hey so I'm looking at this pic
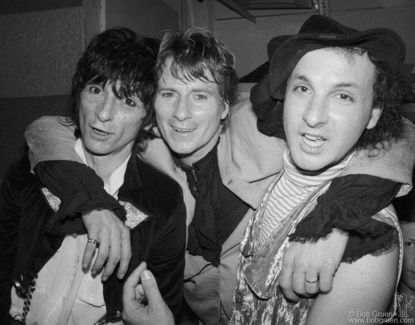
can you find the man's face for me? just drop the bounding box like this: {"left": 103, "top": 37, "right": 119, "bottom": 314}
{"left": 283, "top": 48, "right": 382, "bottom": 171}
{"left": 401, "top": 222, "right": 415, "bottom": 292}
{"left": 79, "top": 82, "right": 146, "bottom": 161}
{"left": 154, "top": 57, "right": 229, "bottom": 165}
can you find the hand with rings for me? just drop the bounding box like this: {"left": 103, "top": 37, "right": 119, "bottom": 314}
{"left": 82, "top": 209, "right": 131, "bottom": 282}
{"left": 279, "top": 228, "right": 349, "bottom": 302}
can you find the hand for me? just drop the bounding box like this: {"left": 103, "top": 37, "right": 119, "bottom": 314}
{"left": 279, "top": 228, "right": 349, "bottom": 301}
{"left": 122, "top": 262, "right": 174, "bottom": 325}
{"left": 82, "top": 209, "right": 131, "bottom": 281}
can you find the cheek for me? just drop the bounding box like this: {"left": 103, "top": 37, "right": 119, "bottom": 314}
{"left": 155, "top": 105, "right": 169, "bottom": 124}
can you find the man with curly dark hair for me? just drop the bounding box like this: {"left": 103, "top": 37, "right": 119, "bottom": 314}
{"left": 231, "top": 15, "right": 413, "bottom": 325}
{"left": 19, "top": 22, "right": 415, "bottom": 325}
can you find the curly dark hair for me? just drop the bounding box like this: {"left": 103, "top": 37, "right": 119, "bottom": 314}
{"left": 155, "top": 27, "right": 239, "bottom": 129}
{"left": 354, "top": 51, "right": 410, "bottom": 152}
{"left": 69, "top": 27, "right": 160, "bottom": 152}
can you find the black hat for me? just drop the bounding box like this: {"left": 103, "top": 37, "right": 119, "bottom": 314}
{"left": 251, "top": 14, "right": 406, "bottom": 137}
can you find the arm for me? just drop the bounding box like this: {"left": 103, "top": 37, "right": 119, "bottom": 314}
{"left": 280, "top": 175, "right": 400, "bottom": 301}
{"left": 25, "top": 116, "right": 83, "bottom": 167}
{"left": 146, "top": 200, "right": 186, "bottom": 317}
{"left": 25, "top": 116, "right": 131, "bottom": 279}
{"left": 306, "top": 245, "right": 399, "bottom": 325}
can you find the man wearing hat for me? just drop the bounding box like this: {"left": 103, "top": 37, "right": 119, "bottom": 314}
{"left": 231, "top": 14, "right": 413, "bottom": 325}
{"left": 21, "top": 18, "right": 415, "bottom": 325}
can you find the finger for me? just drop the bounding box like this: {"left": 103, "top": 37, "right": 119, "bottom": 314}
{"left": 117, "top": 228, "right": 132, "bottom": 280}
{"left": 141, "top": 269, "right": 164, "bottom": 308}
{"left": 319, "top": 266, "right": 335, "bottom": 293}
{"left": 292, "top": 269, "right": 307, "bottom": 296}
{"left": 304, "top": 277, "right": 320, "bottom": 296}
{"left": 135, "top": 284, "right": 145, "bottom": 297}
{"left": 82, "top": 234, "right": 99, "bottom": 270}
{"left": 102, "top": 229, "right": 122, "bottom": 281}
{"left": 279, "top": 263, "right": 299, "bottom": 302}
{"left": 123, "top": 262, "right": 147, "bottom": 304}
{"left": 92, "top": 231, "right": 110, "bottom": 276}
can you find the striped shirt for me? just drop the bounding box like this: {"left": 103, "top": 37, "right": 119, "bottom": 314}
{"left": 259, "top": 150, "right": 354, "bottom": 246}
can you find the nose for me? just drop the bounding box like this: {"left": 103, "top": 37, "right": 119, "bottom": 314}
{"left": 302, "top": 95, "right": 329, "bottom": 128}
{"left": 173, "top": 96, "right": 192, "bottom": 121}
{"left": 96, "top": 93, "right": 115, "bottom": 122}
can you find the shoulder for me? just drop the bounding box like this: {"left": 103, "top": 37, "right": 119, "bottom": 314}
{"left": 136, "top": 158, "right": 184, "bottom": 215}
{"left": 1, "top": 154, "right": 41, "bottom": 206}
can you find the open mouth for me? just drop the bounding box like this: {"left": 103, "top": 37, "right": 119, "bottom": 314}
{"left": 302, "top": 134, "right": 326, "bottom": 147}
{"left": 92, "top": 127, "right": 110, "bottom": 136}
{"left": 172, "top": 127, "right": 194, "bottom": 133}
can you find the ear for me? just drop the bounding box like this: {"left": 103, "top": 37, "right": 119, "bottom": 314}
{"left": 221, "top": 101, "right": 230, "bottom": 120}
{"left": 366, "top": 107, "right": 382, "bottom": 130}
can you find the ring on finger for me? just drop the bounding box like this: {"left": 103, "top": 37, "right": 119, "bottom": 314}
{"left": 87, "top": 237, "right": 98, "bottom": 245}
{"left": 305, "top": 279, "right": 319, "bottom": 284}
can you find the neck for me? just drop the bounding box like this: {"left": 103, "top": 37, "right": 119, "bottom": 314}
{"left": 82, "top": 143, "right": 132, "bottom": 182}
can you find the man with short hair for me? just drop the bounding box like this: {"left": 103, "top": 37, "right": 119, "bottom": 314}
{"left": 0, "top": 27, "right": 186, "bottom": 325}
{"left": 22, "top": 25, "right": 415, "bottom": 325}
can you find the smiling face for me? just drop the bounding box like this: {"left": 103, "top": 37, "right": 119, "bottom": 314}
{"left": 283, "top": 48, "right": 382, "bottom": 172}
{"left": 154, "top": 57, "right": 229, "bottom": 165}
{"left": 79, "top": 82, "right": 146, "bottom": 164}
{"left": 400, "top": 222, "right": 415, "bottom": 293}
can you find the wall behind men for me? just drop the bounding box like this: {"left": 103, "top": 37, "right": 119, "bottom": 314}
{"left": 0, "top": 1, "right": 83, "bottom": 180}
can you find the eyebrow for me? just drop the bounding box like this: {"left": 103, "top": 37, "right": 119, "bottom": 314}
{"left": 157, "top": 86, "right": 215, "bottom": 94}
{"left": 291, "top": 74, "right": 360, "bottom": 90}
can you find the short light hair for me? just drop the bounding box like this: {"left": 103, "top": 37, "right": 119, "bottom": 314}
{"left": 155, "top": 27, "right": 239, "bottom": 109}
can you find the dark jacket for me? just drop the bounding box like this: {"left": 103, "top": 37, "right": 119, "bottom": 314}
{"left": 0, "top": 152, "right": 186, "bottom": 324}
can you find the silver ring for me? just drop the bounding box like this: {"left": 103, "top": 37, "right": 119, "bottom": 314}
{"left": 306, "top": 279, "right": 319, "bottom": 284}
{"left": 87, "top": 237, "right": 98, "bottom": 245}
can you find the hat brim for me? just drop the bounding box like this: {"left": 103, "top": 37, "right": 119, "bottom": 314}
{"left": 269, "top": 28, "right": 405, "bottom": 99}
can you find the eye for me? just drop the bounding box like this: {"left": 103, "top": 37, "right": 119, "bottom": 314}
{"left": 337, "top": 93, "right": 354, "bottom": 102}
{"left": 293, "top": 85, "right": 310, "bottom": 94}
{"left": 195, "top": 94, "right": 208, "bottom": 100}
{"left": 124, "top": 98, "right": 136, "bottom": 107}
{"left": 161, "top": 92, "right": 174, "bottom": 98}
{"left": 405, "top": 242, "right": 415, "bottom": 248}
{"left": 89, "top": 86, "right": 102, "bottom": 94}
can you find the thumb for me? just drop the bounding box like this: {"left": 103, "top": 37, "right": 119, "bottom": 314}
{"left": 123, "top": 262, "right": 147, "bottom": 304}
{"left": 141, "top": 270, "right": 164, "bottom": 307}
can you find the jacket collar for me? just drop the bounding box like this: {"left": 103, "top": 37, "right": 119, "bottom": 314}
{"left": 117, "top": 147, "right": 143, "bottom": 203}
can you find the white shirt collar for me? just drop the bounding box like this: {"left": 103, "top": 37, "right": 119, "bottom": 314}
{"left": 74, "top": 139, "right": 131, "bottom": 198}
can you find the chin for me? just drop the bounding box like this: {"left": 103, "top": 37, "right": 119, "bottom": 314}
{"left": 292, "top": 157, "right": 327, "bottom": 172}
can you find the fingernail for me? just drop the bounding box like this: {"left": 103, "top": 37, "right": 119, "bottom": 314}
{"left": 83, "top": 263, "right": 88, "bottom": 269}
{"left": 102, "top": 276, "right": 107, "bottom": 282}
{"left": 142, "top": 270, "right": 151, "bottom": 280}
